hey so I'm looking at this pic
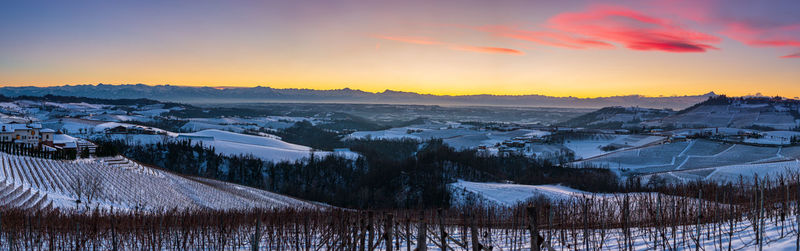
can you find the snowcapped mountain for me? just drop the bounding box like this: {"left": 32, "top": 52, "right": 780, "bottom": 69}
{"left": 0, "top": 84, "right": 716, "bottom": 109}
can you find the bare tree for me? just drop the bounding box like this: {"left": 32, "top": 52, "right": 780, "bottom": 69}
{"left": 69, "top": 173, "right": 86, "bottom": 206}
{"left": 69, "top": 172, "right": 104, "bottom": 206}
{"left": 86, "top": 172, "right": 104, "bottom": 204}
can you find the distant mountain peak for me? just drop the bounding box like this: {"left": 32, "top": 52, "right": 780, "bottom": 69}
{"left": 0, "top": 84, "right": 721, "bottom": 109}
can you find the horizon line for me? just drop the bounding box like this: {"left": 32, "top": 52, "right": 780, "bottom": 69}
{"left": 0, "top": 83, "right": 732, "bottom": 99}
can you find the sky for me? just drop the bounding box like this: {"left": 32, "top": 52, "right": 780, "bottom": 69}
{"left": 1, "top": 0, "right": 799, "bottom": 98}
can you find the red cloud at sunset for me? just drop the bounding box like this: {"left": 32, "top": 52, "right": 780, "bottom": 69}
{"left": 549, "top": 6, "right": 721, "bottom": 52}
{"left": 477, "top": 6, "right": 721, "bottom": 53}
{"left": 378, "top": 4, "right": 800, "bottom": 59}
{"left": 375, "top": 35, "right": 523, "bottom": 55}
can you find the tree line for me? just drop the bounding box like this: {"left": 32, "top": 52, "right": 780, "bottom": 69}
{"left": 0, "top": 141, "right": 77, "bottom": 160}
{"left": 93, "top": 138, "right": 621, "bottom": 209}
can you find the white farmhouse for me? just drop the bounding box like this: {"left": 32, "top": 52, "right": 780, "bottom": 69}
{"left": 0, "top": 122, "right": 55, "bottom": 148}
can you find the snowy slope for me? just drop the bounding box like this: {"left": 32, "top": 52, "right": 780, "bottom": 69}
{"left": 348, "top": 125, "right": 550, "bottom": 150}
{"left": 178, "top": 129, "right": 337, "bottom": 162}
{"left": 450, "top": 180, "right": 600, "bottom": 207}
{"left": 641, "top": 159, "right": 800, "bottom": 185}
{"left": 184, "top": 129, "right": 308, "bottom": 151}
{"left": 47, "top": 118, "right": 175, "bottom": 136}
{"left": 565, "top": 134, "right": 665, "bottom": 159}
{"left": 0, "top": 153, "right": 318, "bottom": 212}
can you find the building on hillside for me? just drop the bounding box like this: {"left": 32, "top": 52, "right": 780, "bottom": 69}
{"left": 40, "top": 128, "right": 55, "bottom": 146}
{"left": 52, "top": 133, "right": 97, "bottom": 155}
{"left": 669, "top": 135, "right": 688, "bottom": 142}
{"left": 53, "top": 134, "right": 78, "bottom": 150}
{"left": 76, "top": 139, "right": 97, "bottom": 155}
{"left": 104, "top": 125, "right": 160, "bottom": 135}
{"left": 0, "top": 122, "right": 52, "bottom": 148}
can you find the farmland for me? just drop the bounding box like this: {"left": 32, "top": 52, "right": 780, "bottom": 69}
{"left": 0, "top": 153, "right": 316, "bottom": 212}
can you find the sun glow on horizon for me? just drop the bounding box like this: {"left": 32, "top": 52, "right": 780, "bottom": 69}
{"left": 1, "top": 0, "right": 799, "bottom": 98}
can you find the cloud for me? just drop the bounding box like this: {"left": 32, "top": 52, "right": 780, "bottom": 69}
{"left": 379, "top": 3, "right": 799, "bottom": 58}
{"left": 720, "top": 22, "right": 800, "bottom": 58}
{"left": 477, "top": 6, "right": 721, "bottom": 53}
{"left": 449, "top": 45, "right": 524, "bottom": 55}
{"left": 781, "top": 52, "right": 800, "bottom": 58}
{"left": 476, "top": 25, "right": 614, "bottom": 49}
{"left": 374, "top": 35, "right": 523, "bottom": 55}
{"left": 548, "top": 6, "right": 721, "bottom": 52}
{"left": 647, "top": 0, "right": 800, "bottom": 58}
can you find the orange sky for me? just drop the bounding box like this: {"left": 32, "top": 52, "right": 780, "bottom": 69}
{"left": 1, "top": 0, "right": 799, "bottom": 98}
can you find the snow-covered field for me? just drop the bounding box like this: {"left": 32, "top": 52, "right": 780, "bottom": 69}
{"left": 575, "top": 139, "right": 800, "bottom": 178}
{"left": 450, "top": 180, "right": 594, "bottom": 206}
{"left": 347, "top": 123, "right": 550, "bottom": 151}
{"left": 45, "top": 117, "right": 350, "bottom": 162}
{"left": 564, "top": 134, "right": 665, "bottom": 160}
{"left": 179, "top": 129, "right": 358, "bottom": 162}
{"left": 744, "top": 131, "right": 800, "bottom": 145}
{"left": 641, "top": 159, "right": 800, "bottom": 185}
{"left": 180, "top": 116, "right": 316, "bottom": 133}
{"left": 44, "top": 118, "right": 176, "bottom": 136}
{"left": 657, "top": 102, "right": 800, "bottom": 130}
{"left": 0, "top": 153, "right": 317, "bottom": 212}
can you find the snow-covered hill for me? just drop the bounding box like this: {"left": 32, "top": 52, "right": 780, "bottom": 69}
{"left": 650, "top": 96, "right": 800, "bottom": 130}
{"left": 575, "top": 139, "right": 800, "bottom": 178}
{"left": 559, "top": 106, "right": 674, "bottom": 129}
{"left": 449, "top": 180, "right": 591, "bottom": 207}
{"left": 177, "top": 129, "right": 359, "bottom": 162}
{"left": 641, "top": 159, "right": 800, "bottom": 185}
{"left": 0, "top": 153, "right": 318, "bottom": 212}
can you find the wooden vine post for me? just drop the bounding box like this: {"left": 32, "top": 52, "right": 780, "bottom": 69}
{"left": 528, "top": 205, "right": 539, "bottom": 251}
{"left": 385, "top": 213, "right": 393, "bottom": 251}
{"left": 416, "top": 211, "right": 427, "bottom": 251}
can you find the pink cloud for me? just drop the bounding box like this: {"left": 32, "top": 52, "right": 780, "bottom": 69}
{"left": 474, "top": 6, "right": 721, "bottom": 53}
{"left": 646, "top": 0, "right": 800, "bottom": 58}
{"left": 721, "top": 22, "right": 800, "bottom": 58}
{"left": 547, "top": 6, "right": 721, "bottom": 52}
{"left": 379, "top": 3, "right": 800, "bottom": 58}
{"left": 375, "top": 34, "right": 523, "bottom": 55}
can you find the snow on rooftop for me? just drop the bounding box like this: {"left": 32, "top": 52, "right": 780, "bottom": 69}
{"left": 53, "top": 134, "right": 78, "bottom": 144}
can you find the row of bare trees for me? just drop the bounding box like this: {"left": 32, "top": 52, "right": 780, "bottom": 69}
{"left": 2, "top": 175, "right": 800, "bottom": 250}
{"left": 0, "top": 142, "right": 77, "bottom": 160}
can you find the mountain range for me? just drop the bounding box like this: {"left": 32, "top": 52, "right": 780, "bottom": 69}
{"left": 0, "top": 84, "right": 717, "bottom": 109}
